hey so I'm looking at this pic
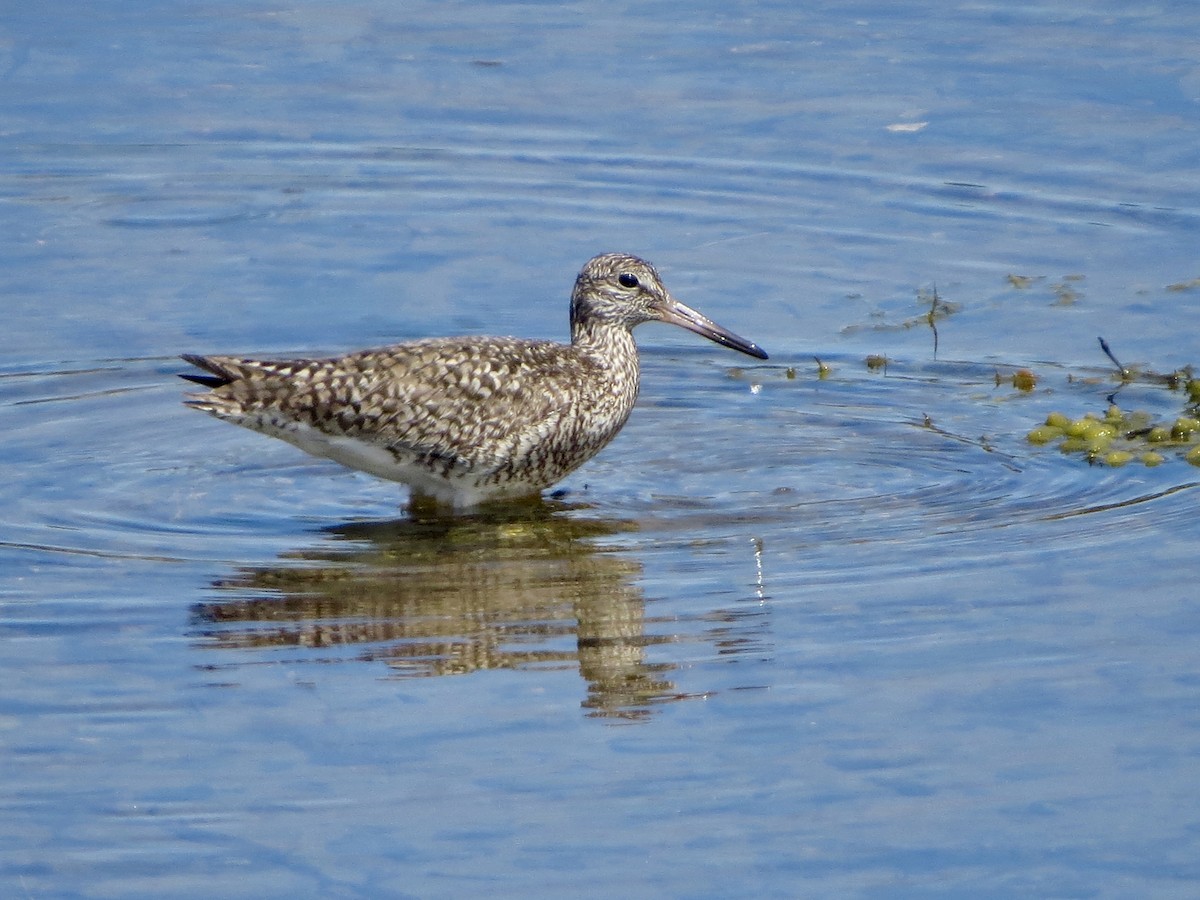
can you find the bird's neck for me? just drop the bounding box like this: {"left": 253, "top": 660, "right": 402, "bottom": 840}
{"left": 571, "top": 318, "right": 638, "bottom": 365}
{"left": 570, "top": 319, "right": 641, "bottom": 426}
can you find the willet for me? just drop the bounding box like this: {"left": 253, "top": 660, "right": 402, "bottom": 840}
{"left": 181, "top": 252, "right": 767, "bottom": 508}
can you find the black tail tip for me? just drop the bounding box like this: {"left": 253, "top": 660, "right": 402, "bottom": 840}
{"left": 178, "top": 372, "right": 227, "bottom": 388}
{"left": 178, "top": 354, "right": 231, "bottom": 388}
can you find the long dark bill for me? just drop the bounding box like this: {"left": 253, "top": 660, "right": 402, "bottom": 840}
{"left": 656, "top": 297, "right": 769, "bottom": 360}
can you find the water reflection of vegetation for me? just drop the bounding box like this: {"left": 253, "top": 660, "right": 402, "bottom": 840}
{"left": 840, "top": 285, "right": 961, "bottom": 352}
{"left": 191, "top": 504, "right": 690, "bottom": 720}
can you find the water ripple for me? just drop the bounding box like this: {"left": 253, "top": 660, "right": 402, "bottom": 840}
{"left": 609, "top": 352, "right": 1200, "bottom": 579}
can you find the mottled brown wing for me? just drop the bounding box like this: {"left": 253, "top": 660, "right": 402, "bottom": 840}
{"left": 183, "top": 338, "right": 589, "bottom": 474}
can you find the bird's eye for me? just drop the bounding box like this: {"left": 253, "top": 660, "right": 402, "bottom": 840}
{"left": 618, "top": 273, "right": 639, "bottom": 289}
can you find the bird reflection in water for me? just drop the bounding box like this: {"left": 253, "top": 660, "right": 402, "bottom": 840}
{"left": 192, "top": 502, "right": 686, "bottom": 720}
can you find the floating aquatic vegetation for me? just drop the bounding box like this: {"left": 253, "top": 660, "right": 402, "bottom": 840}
{"left": 841, "top": 287, "right": 960, "bottom": 345}
{"left": 1010, "top": 369, "right": 1037, "bottom": 392}
{"left": 1004, "top": 272, "right": 1085, "bottom": 306}
{"left": 1026, "top": 338, "right": 1200, "bottom": 467}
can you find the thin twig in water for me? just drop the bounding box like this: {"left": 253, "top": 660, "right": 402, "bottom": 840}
{"left": 1098, "top": 336, "right": 1130, "bottom": 378}
{"left": 915, "top": 415, "right": 1022, "bottom": 472}
{"left": 928, "top": 285, "right": 941, "bottom": 357}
